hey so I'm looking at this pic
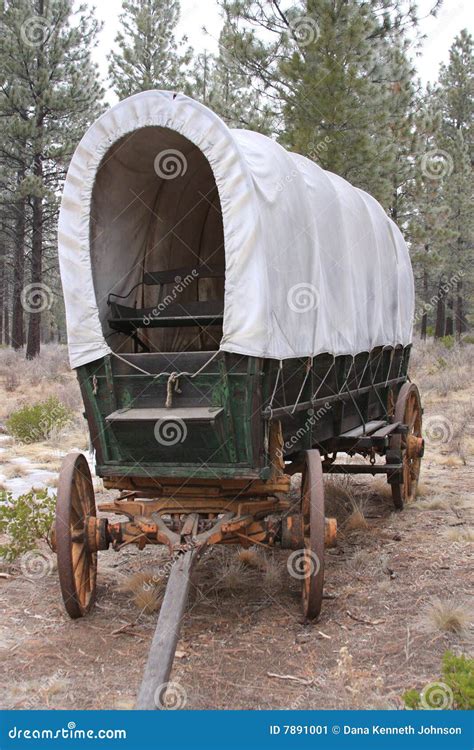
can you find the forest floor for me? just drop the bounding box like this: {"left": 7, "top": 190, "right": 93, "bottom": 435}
{"left": 0, "top": 342, "right": 472, "bottom": 710}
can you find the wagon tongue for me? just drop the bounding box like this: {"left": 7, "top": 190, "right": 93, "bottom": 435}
{"left": 136, "top": 546, "right": 200, "bottom": 710}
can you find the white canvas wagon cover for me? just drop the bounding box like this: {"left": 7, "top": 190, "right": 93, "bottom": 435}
{"left": 58, "top": 90, "right": 414, "bottom": 369}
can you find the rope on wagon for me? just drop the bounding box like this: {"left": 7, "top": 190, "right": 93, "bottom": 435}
{"left": 109, "top": 349, "right": 222, "bottom": 408}
{"left": 266, "top": 359, "right": 283, "bottom": 420}
{"left": 165, "top": 372, "right": 181, "bottom": 408}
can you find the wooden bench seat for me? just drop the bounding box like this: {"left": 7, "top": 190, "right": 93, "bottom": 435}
{"left": 107, "top": 263, "right": 225, "bottom": 332}
{"left": 109, "top": 300, "right": 224, "bottom": 331}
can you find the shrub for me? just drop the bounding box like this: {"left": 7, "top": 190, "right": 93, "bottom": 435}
{"left": 6, "top": 396, "right": 73, "bottom": 443}
{"left": 402, "top": 652, "right": 474, "bottom": 710}
{"left": 443, "top": 651, "right": 474, "bottom": 710}
{"left": 439, "top": 335, "right": 455, "bottom": 350}
{"left": 0, "top": 489, "right": 56, "bottom": 561}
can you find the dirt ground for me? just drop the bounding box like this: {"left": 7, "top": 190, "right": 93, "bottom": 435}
{"left": 0, "top": 342, "right": 472, "bottom": 710}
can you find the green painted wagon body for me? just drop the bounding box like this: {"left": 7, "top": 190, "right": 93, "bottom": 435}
{"left": 78, "top": 345, "right": 410, "bottom": 483}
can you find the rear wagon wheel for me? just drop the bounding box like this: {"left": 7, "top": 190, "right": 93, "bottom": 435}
{"left": 389, "top": 383, "right": 423, "bottom": 510}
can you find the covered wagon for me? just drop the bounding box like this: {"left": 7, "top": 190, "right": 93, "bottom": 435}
{"left": 55, "top": 91, "right": 423, "bottom": 708}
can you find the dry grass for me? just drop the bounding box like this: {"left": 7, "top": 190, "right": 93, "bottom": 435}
{"left": 0, "top": 345, "right": 80, "bottom": 424}
{"left": 416, "top": 496, "right": 451, "bottom": 511}
{"left": 421, "top": 597, "right": 471, "bottom": 635}
{"left": 238, "top": 548, "right": 263, "bottom": 569}
{"left": 120, "top": 571, "right": 166, "bottom": 614}
{"left": 415, "top": 494, "right": 467, "bottom": 511}
{"left": 325, "top": 476, "right": 369, "bottom": 529}
{"left": 416, "top": 481, "right": 429, "bottom": 497}
{"left": 1, "top": 463, "right": 29, "bottom": 479}
{"left": 261, "top": 557, "right": 284, "bottom": 590}
{"left": 445, "top": 527, "right": 474, "bottom": 543}
{"left": 345, "top": 510, "right": 369, "bottom": 532}
{"left": 368, "top": 479, "right": 393, "bottom": 500}
{"left": 346, "top": 549, "right": 372, "bottom": 572}
{"left": 410, "top": 340, "right": 474, "bottom": 393}
{"left": 215, "top": 557, "right": 254, "bottom": 594}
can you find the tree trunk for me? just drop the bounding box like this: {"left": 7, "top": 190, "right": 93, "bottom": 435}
{"left": 0, "top": 245, "right": 4, "bottom": 346}
{"left": 444, "top": 297, "right": 454, "bottom": 337}
{"left": 26, "top": 183, "right": 43, "bottom": 359}
{"left": 4, "top": 305, "right": 10, "bottom": 346}
{"left": 420, "top": 266, "right": 428, "bottom": 340}
{"left": 455, "top": 278, "right": 463, "bottom": 340}
{"left": 26, "top": 82, "right": 45, "bottom": 360}
{"left": 434, "top": 280, "right": 445, "bottom": 339}
{"left": 11, "top": 184, "right": 26, "bottom": 350}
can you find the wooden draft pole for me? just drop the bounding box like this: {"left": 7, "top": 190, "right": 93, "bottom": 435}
{"left": 136, "top": 546, "right": 201, "bottom": 710}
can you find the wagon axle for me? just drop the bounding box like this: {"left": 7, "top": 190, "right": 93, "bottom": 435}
{"left": 59, "top": 506, "right": 338, "bottom": 555}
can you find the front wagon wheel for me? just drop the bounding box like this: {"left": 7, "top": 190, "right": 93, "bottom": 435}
{"left": 54, "top": 453, "right": 98, "bottom": 618}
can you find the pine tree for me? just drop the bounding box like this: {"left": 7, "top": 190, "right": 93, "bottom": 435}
{"left": 217, "top": 0, "right": 431, "bottom": 208}
{"left": 109, "top": 0, "right": 192, "bottom": 98}
{"left": 435, "top": 30, "right": 473, "bottom": 338}
{"left": 409, "top": 100, "right": 451, "bottom": 339}
{"left": 190, "top": 22, "right": 272, "bottom": 132}
{"left": 411, "top": 31, "right": 473, "bottom": 340}
{"left": 0, "top": 0, "right": 104, "bottom": 357}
